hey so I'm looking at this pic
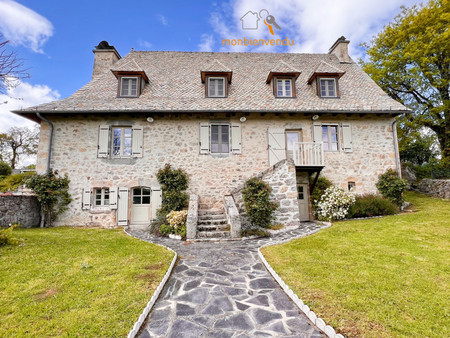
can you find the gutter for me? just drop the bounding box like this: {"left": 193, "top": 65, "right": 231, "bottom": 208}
{"left": 36, "top": 112, "right": 53, "bottom": 174}
{"left": 392, "top": 119, "right": 402, "bottom": 178}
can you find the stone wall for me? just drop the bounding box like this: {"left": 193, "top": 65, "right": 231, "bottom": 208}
{"left": 0, "top": 196, "right": 40, "bottom": 227}
{"left": 415, "top": 179, "right": 450, "bottom": 199}
{"left": 36, "top": 113, "right": 396, "bottom": 227}
{"left": 232, "top": 159, "right": 300, "bottom": 227}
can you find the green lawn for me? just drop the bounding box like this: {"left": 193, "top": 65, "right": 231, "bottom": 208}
{"left": 0, "top": 227, "right": 174, "bottom": 337}
{"left": 262, "top": 192, "right": 449, "bottom": 337}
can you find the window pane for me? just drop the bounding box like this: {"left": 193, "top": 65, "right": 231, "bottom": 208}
{"left": 286, "top": 132, "right": 299, "bottom": 151}
{"left": 133, "top": 196, "right": 141, "bottom": 204}
{"left": 142, "top": 196, "right": 150, "bottom": 204}
{"left": 320, "top": 80, "right": 326, "bottom": 96}
{"left": 133, "top": 188, "right": 141, "bottom": 196}
{"left": 209, "top": 79, "right": 215, "bottom": 96}
{"left": 217, "top": 79, "right": 224, "bottom": 96}
{"left": 143, "top": 188, "right": 151, "bottom": 196}
{"left": 322, "top": 126, "right": 329, "bottom": 143}
{"left": 211, "top": 125, "right": 219, "bottom": 153}
{"left": 221, "top": 125, "right": 229, "bottom": 153}
{"left": 327, "top": 80, "right": 335, "bottom": 96}
{"left": 122, "top": 79, "right": 129, "bottom": 96}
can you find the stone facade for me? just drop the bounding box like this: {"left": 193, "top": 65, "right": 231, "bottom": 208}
{"left": 415, "top": 179, "right": 450, "bottom": 199}
{"left": 232, "top": 159, "right": 300, "bottom": 227}
{"left": 0, "top": 196, "right": 40, "bottom": 227}
{"left": 36, "top": 113, "right": 397, "bottom": 228}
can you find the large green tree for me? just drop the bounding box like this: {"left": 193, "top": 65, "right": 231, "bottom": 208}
{"left": 362, "top": 0, "right": 449, "bottom": 161}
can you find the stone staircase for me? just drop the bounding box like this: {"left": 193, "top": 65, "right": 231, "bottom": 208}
{"left": 197, "top": 209, "right": 230, "bottom": 239}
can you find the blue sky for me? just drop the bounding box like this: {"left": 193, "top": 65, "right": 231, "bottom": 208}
{"left": 0, "top": 0, "right": 423, "bottom": 132}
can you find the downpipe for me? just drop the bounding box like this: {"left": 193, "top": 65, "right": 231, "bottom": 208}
{"left": 392, "top": 119, "right": 402, "bottom": 178}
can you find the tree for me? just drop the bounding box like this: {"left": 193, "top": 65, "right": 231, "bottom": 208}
{"left": 361, "top": 0, "right": 450, "bottom": 162}
{"left": 0, "top": 35, "right": 29, "bottom": 94}
{"left": 0, "top": 126, "right": 39, "bottom": 169}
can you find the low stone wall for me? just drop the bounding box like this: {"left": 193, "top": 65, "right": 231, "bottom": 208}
{"left": 0, "top": 195, "right": 41, "bottom": 227}
{"left": 415, "top": 179, "right": 450, "bottom": 199}
{"left": 232, "top": 159, "right": 300, "bottom": 227}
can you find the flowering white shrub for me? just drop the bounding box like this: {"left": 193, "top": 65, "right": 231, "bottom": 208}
{"left": 166, "top": 210, "right": 188, "bottom": 231}
{"left": 315, "top": 186, "right": 355, "bottom": 221}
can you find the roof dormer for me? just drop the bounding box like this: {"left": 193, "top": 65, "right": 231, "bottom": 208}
{"left": 111, "top": 59, "right": 149, "bottom": 98}
{"left": 266, "top": 61, "right": 301, "bottom": 98}
{"left": 201, "top": 59, "right": 232, "bottom": 98}
{"left": 307, "top": 61, "right": 345, "bottom": 98}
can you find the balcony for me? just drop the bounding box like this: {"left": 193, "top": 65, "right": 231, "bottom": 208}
{"left": 292, "top": 142, "right": 324, "bottom": 168}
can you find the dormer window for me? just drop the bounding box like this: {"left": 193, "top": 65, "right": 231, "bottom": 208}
{"left": 120, "top": 77, "right": 139, "bottom": 97}
{"left": 276, "top": 78, "right": 293, "bottom": 97}
{"left": 319, "top": 78, "right": 337, "bottom": 97}
{"left": 208, "top": 77, "right": 226, "bottom": 97}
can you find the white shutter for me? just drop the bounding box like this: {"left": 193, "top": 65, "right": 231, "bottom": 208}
{"left": 132, "top": 126, "right": 143, "bottom": 157}
{"left": 342, "top": 123, "right": 353, "bottom": 152}
{"left": 231, "top": 123, "right": 242, "bottom": 154}
{"left": 98, "top": 125, "right": 110, "bottom": 158}
{"left": 151, "top": 187, "right": 162, "bottom": 221}
{"left": 199, "top": 123, "right": 210, "bottom": 154}
{"left": 109, "top": 187, "right": 118, "bottom": 210}
{"left": 313, "top": 122, "right": 323, "bottom": 143}
{"left": 117, "top": 187, "right": 129, "bottom": 226}
{"left": 82, "top": 188, "right": 91, "bottom": 210}
{"left": 267, "top": 128, "right": 286, "bottom": 166}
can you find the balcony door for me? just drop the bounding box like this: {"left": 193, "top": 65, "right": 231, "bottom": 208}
{"left": 286, "top": 130, "right": 303, "bottom": 160}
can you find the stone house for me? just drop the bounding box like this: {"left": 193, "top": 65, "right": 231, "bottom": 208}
{"left": 13, "top": 37, "right": 407, "bottom": 236}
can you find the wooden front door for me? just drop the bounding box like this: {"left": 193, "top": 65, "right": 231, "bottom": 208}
{"left": 130, "top": 187, "right": 151, "bottom": 225}
{"left": 297, "top": 183, "right": 310, "bottom": 221}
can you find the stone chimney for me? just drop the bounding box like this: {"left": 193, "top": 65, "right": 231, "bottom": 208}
{"left": 92, "top": 41, "right": 121, "bottom": 79}
{"left": 328, "top": 36, "right": 351, "bottom": 63}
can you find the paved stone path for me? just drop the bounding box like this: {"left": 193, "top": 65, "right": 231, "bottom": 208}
{"left": 128, "top": 223, "right": 326, "bottom": 338}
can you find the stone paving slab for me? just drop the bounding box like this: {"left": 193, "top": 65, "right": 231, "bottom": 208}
{"left": 128, "top": 223, "right": 326, "bottom": 338}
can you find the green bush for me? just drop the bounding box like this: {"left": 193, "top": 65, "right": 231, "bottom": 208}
{"left": 310, "top": 176, "right": 333, "bottom": 212}
{"left": 242, "top": 177, "right": 278, "bottom": 229}
{"left": 376, "top": 169, "right": 407, "bottom": 206}
{"left": 405, "top": 159, "right": 450, "bottom": 180}
{"left": 156, "top": 164, "right": 189, "bottom": 217}
{"left": 0, "top": 225, "right": 20, "bottom": 246}
{"left": 0, "top": 172, "right": 33, "bottom": 192}
{"left": 347, "top": 194, "right": 399, "bottom": 218}
{"left": 25, "top": 172, "right": 72, "bottom": 227}
{"left": 0, "top": 161, "right": 12, "bottom": 176}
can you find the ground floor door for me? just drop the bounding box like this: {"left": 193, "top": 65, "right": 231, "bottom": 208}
{"left": 297, "top": 183, "right": 310, "bottom": 221}
{"left": 130, "top": 187, "right": 151, "bottom": 225}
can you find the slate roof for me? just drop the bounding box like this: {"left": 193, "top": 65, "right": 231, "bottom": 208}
{"left": 15, "top": 51, "right": 408, "bottom": 115}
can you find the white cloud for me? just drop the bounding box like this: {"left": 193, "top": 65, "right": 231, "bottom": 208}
{"left": 198, "top": 34, "right": 214, "bottom": 52}
{"left": 137, "top": 38, "right": 152, "bottom": 49}
{"left": 0, "top": 80, "right": 60, "bottom": 133}
{"left": 0, "top": 0, "right": 53, "bottom": 53}
{"left": 157, "top": 14, "right": 168, "bottom": 26}
{"left": 203, "top": 0, "right": 424, "bottom": 57}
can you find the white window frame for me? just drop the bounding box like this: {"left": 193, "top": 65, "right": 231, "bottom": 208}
{"left": 210, "top": 123, "right": 230, "bottom": 154}
{"left": 94, "top": 188, "right": 110, "bottom": 207}
{"left": 111, "top": 126, "right": 133, "bottom": 157}
{"left": 276, "top": 78, "right": 293, "bottom": 97}
{"left": 120, "top": 77, "right": 139, "bottom": 97}
{"left": 322, "top": 124, "right": 339, "bottom": 152}
{"left": 319, "top": 78, "right": 337, "bottom": 97}
{"left": 207, "top": 77, "right": 226, "bottom": 97}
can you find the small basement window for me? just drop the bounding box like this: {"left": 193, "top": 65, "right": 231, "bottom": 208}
{"left": 120, "top": 77, "right": 139, "bottom": 97}
{"left": 94, "top": 188, "right": 110, "bottom": 206}
{"left": 207, "top": 77, "right": 226, "bottom": 97}
{"left": 319, "top": 78, "right": 337, "bottom": 97}
{"left": 348, "top": 181, "right": 356, "bottom": 191}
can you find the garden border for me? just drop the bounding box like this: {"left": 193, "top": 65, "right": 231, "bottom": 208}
{"left": 258, "top": 222, "right": 345, "bottom": 338}
{"left": 124, "top": 228, "right": 178, "bottom": 338}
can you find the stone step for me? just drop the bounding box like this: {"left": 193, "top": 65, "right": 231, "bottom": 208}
{"left": 198, "top": 209, "right": 224, "bottom": 216}
{"left": 197, "top": 224, "right": 229, "bottom": 232}
{"left": 197, "top": 230, "right": 230, "bottom": 238}
{"left": 197, "top": 219, "right": 228, "bottom": 226}
{"left": 198, "top": 214, "right": 227, "bottom": 221}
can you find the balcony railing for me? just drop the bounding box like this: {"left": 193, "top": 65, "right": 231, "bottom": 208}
{"left": 292, "top": 142, "right": 324, "bottom": 167}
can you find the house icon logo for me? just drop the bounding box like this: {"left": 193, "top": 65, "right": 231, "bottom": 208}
{"left": 240, "top": 9, "right": 282, "bottom": 35}
{"left": 240, "top": 11, "right": 259, "bottom": 30}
